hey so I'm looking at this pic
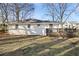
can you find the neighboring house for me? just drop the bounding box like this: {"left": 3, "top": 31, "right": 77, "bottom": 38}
{"left": 7, "top": 19, "right": 61, "bottom": 35}
{"left": 63, "top": 21, "right": 79, "bottom": 29}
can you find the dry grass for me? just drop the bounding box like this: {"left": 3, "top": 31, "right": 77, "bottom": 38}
{"left": 0, "top": 35, "right": 79, "bottom": 56}
{"left": 49, "top": 32, "right": 60, "bottom": 37}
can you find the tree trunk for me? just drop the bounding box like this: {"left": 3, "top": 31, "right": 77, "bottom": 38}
{"left": 15, "top": 4, "right": 19, "bottom": 29}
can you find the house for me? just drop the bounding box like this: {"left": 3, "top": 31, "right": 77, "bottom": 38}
{"left": 7, "top": 19, "right": 62, "bottom": 36}
{"left": 63, "top": 21, "right": 79, "bottom": 29}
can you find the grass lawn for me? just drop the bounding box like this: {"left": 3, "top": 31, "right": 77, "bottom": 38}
{"left": 0, "top": 35, "right": 79, "bottom": 56}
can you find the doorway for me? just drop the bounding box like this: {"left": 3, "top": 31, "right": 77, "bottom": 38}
{"left": 46, "top": 28, "right": 52, "bottom": 36}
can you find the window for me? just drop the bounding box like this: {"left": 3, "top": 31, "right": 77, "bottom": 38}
{"left": 49, "top": 24, "right": 53, "bottom": 27}
{"left": 37, "top": 24, "right": 40, "bottom": 26}
{"left": 28, "top": 24, "right": 30, "bottom": 28}
{"left": 15, "top": 24, "right": 18, "bottom": 29}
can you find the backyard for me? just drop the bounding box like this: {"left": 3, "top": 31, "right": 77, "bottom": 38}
{"left": 0, "top": 35, "right": 79, "bottom": 56}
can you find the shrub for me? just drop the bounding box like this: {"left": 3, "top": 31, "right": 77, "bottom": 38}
{"left": 0, "top": 24, "right": 8, "bottom": 33}
{"left": 64, "top": 28, "right": 77, "bottom": 38}
{"left": 75, "top": 30, "right": 79, "bottom": 37}
{"left": 48, "top": 32, "right": 60, "bottom": 37}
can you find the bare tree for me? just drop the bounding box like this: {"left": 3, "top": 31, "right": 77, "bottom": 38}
{"left": 0, "top": 3, "right": 34, "bottom": 31}
{"left": 0, "top": 3, "right": 10, "bottom": 23}
{"left": 8, "top": 3, "right": 34, "bottom": 22}
{"left": 45, "top": 3, "right": 79, "bottom": 37}
{"left": 46, "top": 3, "right": 78, "bottom": 23}
{"left": 8, "top": 3, "right": 34, "bottom": 28}
{"left": 0, "top": 3, "right": 11, "bottom": 32}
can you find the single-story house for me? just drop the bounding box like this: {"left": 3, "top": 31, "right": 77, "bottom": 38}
{"left": 63, "top": 21, "right": 79, "bottom": 29}
{"left": 6, "top": 19, "right": 62, "bottom": 36}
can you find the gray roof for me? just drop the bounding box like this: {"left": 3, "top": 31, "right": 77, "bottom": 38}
{"left": 5, "top": 19, "right": 61, "bottom": 25}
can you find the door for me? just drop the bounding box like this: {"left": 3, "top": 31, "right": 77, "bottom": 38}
{"left": 46, "top": 28, "right": 52, "bottom": 36}
{"left": 46, "top": 29, "right": 49, "bottom": 36}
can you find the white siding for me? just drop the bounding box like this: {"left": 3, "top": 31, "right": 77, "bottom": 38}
{"left": 8, "top": 23, "right": 60, "bottom": 35}
{"left": 8, "top": 24, "right": 46, "bottom": 35}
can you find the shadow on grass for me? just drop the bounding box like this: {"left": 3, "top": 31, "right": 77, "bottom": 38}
{"left": 0, "top": 37, "right": 70, "bottom": 56}
{"left": 0, "top": 36, "right": 44, "bottom": 45}
{"left": 63, "top": 46, "right": 79, "bottom": 56}
{"left": 0, "top": 35, "right": 42, "bottom": 41}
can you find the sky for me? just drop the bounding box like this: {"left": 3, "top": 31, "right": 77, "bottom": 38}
{"left": 33, "top": 3, "right": 79, "bottom": 22}
{"left": 0, "top": 3, "right": 78, "bottom": 22}
{"left": 33, "top": 4, "right": 47, "bottom": 20}
{"left": 33, "top": 3, "right": 52, "bottom": 21}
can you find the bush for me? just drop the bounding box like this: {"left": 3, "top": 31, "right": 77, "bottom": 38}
{"left": 0, "top": 24, "right": 8, "bottom": 33}
{"left": 48, "top": 32, "right": 60, "bottom": 37}
{"left": 75, "top": 31, "right": 79, "bottom": 37}
{"left": 64, "top": 28, "right": 77, "bottom": 38}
